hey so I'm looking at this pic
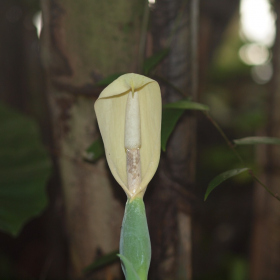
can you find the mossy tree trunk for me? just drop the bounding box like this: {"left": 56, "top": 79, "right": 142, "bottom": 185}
{"left": 40, "top": 0, "right": 146, "bottom": 278}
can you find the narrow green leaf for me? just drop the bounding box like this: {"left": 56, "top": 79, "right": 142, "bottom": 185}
{"left": 161, "top": 108, "right": 184, "bottom": 151}
{"left": 234, "top": 136, "right": 280, "bottom": 146}
{"left": 164, "top": 100, "right": 210, "bottom": 111}
{"left": 118, "top": 254, "right": 141, "bottom": 280}
{"left": 96, "top": 73, "right": 124, "bottom": 86}
{"left": 83, "top": 250, "right": 119, "bottom": 273}
{"left": 84, "top": 138, "right": 105, "bottom": 162}
{"left": 0, "top": 103, "right": 52, "bottom": 236}
{"left": 143, "top": 48, "right": 169, "bottom": 75}
{"left": 204, "top": 168, "right": 250, "bottom": 201}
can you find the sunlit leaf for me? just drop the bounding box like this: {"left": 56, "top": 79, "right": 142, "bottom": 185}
{"left": 204, "top": 168, "right": 250, "bottom": 201}
{"left": 84, "top": 138, "right": 105, "bottom": 162}
{"left": 234, "top": 136, "right": 280, "bottom": 146}
{"left": 143, "top": 48, "right": 169, "bottom": 75}
{"left": 161, "top": 108, "right": 184, "bottom": 151}
{"left": 118, "top": 254, "right": 141, "bottom": 280}
{"left": 164, "top": 100, "right": 210, "bottom": 111}
{"left": 84, "top": 250, "right": 118, "bottom": 273}
{"left": 0, "top": 103, "right": 52, "bottom": 236}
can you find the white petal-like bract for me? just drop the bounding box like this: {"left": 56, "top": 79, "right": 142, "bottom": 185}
{"left": 94, "top": 73, "right": 162, "bottom": 198}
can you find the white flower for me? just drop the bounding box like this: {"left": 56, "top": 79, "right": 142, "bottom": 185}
{"left": 94, "top": 73, "right": 162, "bottom": 199}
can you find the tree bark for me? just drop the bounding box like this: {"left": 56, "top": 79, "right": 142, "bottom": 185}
{"left": 250, "top": 1, "right": 280, "bottom": 279}
{"left": 147, "top": 1, "right": 199, "bottom": 279}
{"left": 40, "top": 0, "right": 146, "bottom": 278}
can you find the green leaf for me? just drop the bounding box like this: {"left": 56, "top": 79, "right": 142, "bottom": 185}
{"left": 0, "top": 103, "right": 52, "bottom": 236}
{"left": 84, "top": 138, "right": 105, "bottom": 162}
{"left": 164, "top": 100, "right": 210, "bottom": 111}
{"left": 120, "top": 198, "right": 150, "bottom": 280}
{"left": 234, "top": 136, "right": 280, "bottom": 146}
{"left": 143, "top": 48, "right": 169, "bottom": 75}
{"left": 204, "top": 168, "right": 250, "bottom": 201}
{"left": 161, "top": 108, "right": 184, "bottom": 151}
{"left": 84, "top": 250, "right": 119, "bottom": 273}
{"left": 161, "top": 100, "right": 209, "bottom": 152}
{"left": 96, "top": 73, "right": 124, "bottom": 86}
{"left": 118, "top": 254, "right": 141, "bottom": 280}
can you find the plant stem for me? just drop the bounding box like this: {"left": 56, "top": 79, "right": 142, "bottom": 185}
{"left": 249, "top": 170, "right": 280, "bottom": 201}
{"left": 204, "top": 111, "right": 244, "bottom": 164}
{"left": 204, "top": 111, "right": 280, "bottom": 202}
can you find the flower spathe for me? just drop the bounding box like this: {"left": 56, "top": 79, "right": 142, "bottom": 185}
{"left": 94, "top": 73, "right": 162, "bottom": 199}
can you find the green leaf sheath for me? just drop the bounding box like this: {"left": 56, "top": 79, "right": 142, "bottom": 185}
{"left": 119, "top": 198, "right": 151, "bottom": 280}
{"left": 118, "top": 254, "right": 141, "bottom": 280}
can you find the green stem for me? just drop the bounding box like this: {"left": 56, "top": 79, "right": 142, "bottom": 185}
{"left": 249, "top": 170, "right": 280, "bottom": 201}
{"left": 204, "top": 111, "right": 244, "bottom": 164}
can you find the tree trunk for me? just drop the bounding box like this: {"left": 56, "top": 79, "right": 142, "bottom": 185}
{"left": 147, "top": 1, "right": 199, "bottom": 279}
{"left": 40, "top": 0, "right": 146, "bottom": 278}
{"left": 250, "top": 2, "right": 280, "bottom": 279}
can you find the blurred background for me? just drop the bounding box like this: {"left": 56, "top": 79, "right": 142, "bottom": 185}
{"left": 0, "top": 0, "right": 279, "bottom": 279}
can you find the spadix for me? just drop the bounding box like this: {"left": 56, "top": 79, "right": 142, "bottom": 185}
{"left": 125, "top": 91, "right": 141, "bottom": 150}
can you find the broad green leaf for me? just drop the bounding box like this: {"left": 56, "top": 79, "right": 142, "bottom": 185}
{"left": 204, "top": 168, "right": 250, "bottom": 201}
{"left": 0, "top": 103, "right": 52, "bottom": 236}
{"left": 161, "top": 108, "right": 184, "bottom": 151}
{"left": 164, "top": 100, "right": 210, "bottom": 111}
{"left": 118, "top": 254, "right": 141, "bottom": 280}
{"left": 84, "top": 250, "right": 119, "bottom": 273}
{"left": 96, "top": 73, "right": 124, "bottom": 86}
{"left": 234, "top": 136, "right": 280, "bottom": 146}
{"left": 143, "top": 48, "right": 169, "bottom": 75}
{"left": 84, "top": 138, "right": 105, "bottom": 162}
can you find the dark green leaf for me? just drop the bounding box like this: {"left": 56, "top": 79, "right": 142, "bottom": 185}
{"left": 0, "top": 103, "right": 52, "bottom": 236}
{"left": 164, "top": 100, "right": 210, "bottom": 111}
{"left": 118, "top": 254, "right": 141, "bottom": 280}
{"left": 204, "top": 168, "right": 250, "bottom": 201}
{"left": 161, "top": 108, "right": 184, "bottom": 151}
{"left": 234, "top": 136, "right": 280, "bottom": 146}
{"left": 161, "top": 100, "right": 209, "bottom": 152}
{"left": 143, "top": 48, "right": 169, "bottom": 75}
{"left": 84, "top": 250, "right": 119, "bottom": 273}
{"left": 96, "top": 73, "right": 124, "bottom": 86}
{"left": 84, "top": 138, "right": 105, "bottom": 162}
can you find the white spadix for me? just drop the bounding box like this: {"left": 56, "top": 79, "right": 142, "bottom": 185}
{"left": 94, "top": 73, "right": 162, "bottom": 199}
{"left": 125, "top": 91, "right": 141, "bottom": 150}
{"left": 125, "top": 91, "right": 142, "bottom": 194}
